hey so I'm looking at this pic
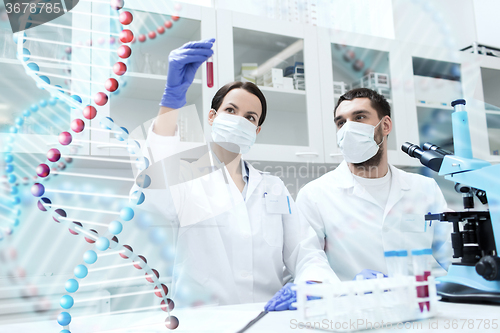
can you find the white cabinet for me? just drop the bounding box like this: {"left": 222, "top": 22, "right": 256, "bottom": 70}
{"left": 482, "top": 67, "right": 500, "bottom": 158}
{"left": 216, "top": 10, "right": 325, "bottom": 163}
{"left": 400, "top": 43, "right": 493, "bottom": 162}
{"left": 470, "top": 54, "right": 500, "bottom": 162}
{"left": 410, "top": 50, "right": 463, "bottom": 157}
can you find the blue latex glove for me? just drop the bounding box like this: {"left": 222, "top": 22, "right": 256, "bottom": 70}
{"left": 353, "top": 269, "right": 388, "bottom": 280}
{"left": 265, "top": 283, "right": 297, "bottom": 311}
{"left": 264, "top": 282, "right": 319, "bottom": 311}
{"left": 160, "top": 38, "right": 215, "bottom": 109}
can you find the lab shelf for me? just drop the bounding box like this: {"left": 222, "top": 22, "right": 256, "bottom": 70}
{"left": 257, "top": 85, "right": 306, "bottom": 96}
{"left": 415, "top": 101, "right": 455, "bottom": 110}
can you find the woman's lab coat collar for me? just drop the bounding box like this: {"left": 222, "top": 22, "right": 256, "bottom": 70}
{"left": 192, "top": 152, "right": 265, "bottom": 199}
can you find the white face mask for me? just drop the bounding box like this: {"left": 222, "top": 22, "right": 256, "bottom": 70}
{"left": 336, "top": 119, "right": 385, "bottom": 163}
{"left": 211, "top": 112, "right": 257, "bottom": 154}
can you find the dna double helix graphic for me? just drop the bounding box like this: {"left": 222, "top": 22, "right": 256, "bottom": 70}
{"left": 8, "top": 0, "right": 191, "bottom": 330}
{"left": 1, "top": 97, "right": 72, "bottom": 241}
{"left": 0, "top": 97, "right": 78, "bottom": 320}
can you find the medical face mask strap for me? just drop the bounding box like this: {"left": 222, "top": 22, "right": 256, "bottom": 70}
{"left": 208, "top": 108, "right": 218, "bottom": 162}
{"left": 374, "top": 117, "right": 385, "bottom": 147}
{"left": 377, "top": 136, "right": 385, "bottom": 147}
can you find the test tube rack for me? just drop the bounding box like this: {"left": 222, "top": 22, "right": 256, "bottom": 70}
{"left": 294, "top": 275, "right": 439, "bottom": 332}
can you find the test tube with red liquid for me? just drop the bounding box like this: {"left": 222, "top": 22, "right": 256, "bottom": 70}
{"left": 206, "top": 56, "right": 214, "bottom": 88}
{"left": 412, "top": 248, "right": 432, "bottom": 312}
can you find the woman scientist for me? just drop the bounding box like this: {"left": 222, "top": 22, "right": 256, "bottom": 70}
{"left": 135, "top": 38, "right": 339, "bottom": 308}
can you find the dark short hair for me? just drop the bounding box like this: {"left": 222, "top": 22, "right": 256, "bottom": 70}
{"left": 211, "top": 81, "right": 267, "bottom": 126}
{"left": 334, "top": 88, "right": 391, "bottom": 120}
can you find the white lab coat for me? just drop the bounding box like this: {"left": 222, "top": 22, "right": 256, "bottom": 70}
{"left": 296, "top": 161, "right": 453, "bottom": 281}
{"left": 132, "top": 123, "right": 339, "bottom": 306}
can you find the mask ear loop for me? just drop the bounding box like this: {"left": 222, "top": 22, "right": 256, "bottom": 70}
{"left": 375, "top": 117, "right": 386, "bottom": 146}
{"left": 208, "top": 108, "right": 218, "bottom": 167}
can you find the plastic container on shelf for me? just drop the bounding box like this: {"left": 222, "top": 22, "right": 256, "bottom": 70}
{"left": 283, "top": 77, "right": 294, "bottom": 89}
{"left": 363, "top": 72, "right": 390, "bottom": 88}
{"left": 333, "top": 81, "right": 350, "bottom": 96}
{"left": 238, "top": 63, "right": 257, "bottom": 83}
{"left": 284, "top": 62, "right": 305, "bottom": 90}
{"left": 377, "top": 87, "right": 392, "bottom": 101}
{"left": 262, "top": 68, "right": 284, "bottom": 88}
{"left": 284, "top": 62, "right": 305, "bottom": 77}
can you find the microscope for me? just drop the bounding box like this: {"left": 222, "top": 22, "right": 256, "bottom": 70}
{"left": 402, "top": 99, "right": 500, "bottom": 303}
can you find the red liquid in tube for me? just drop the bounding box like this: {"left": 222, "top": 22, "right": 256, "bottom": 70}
{"left": 207, "top": 56, "right": 214, "bottom": 88}
{"left": 424, "top": 270, "right": 431, "bottom": 311}
{"left": 415, "top": 274, "right": 426, "bottom": 312}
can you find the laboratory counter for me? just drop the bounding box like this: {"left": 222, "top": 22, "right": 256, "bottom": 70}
{"left": 1, "top": 301, "right": 499, "bottom": 333}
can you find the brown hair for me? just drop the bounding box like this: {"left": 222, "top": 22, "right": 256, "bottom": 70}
{"left": 334, "top": 88, "right": 391, "bottom": 120}
{"left": 211, "top": 81, "right": 267, "bottom": 126}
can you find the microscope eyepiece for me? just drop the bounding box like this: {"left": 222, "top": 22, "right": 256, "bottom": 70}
{"left": 422, "top": 142, "right": 438, "bottom": 151}
{"left": 422, "top": 142, "right": 453, "bottom": 156}
{"left": 401, "top": 142, "right": 423, "bottom": 158}
{"left": 401, "top": 141, "right": 449, "bottom": 172}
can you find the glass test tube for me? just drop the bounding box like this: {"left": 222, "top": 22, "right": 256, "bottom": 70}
{"left": 206, "top": 56, "right": 214, "bottom": 88}
{"left": 412, "top": 249, "right": 432, "bottom": 312}
{"left": 384, "top": 250, "right": 397, "bottom": 277}
{"left": 396, "top": 250, "right": 409, "bottom": 276}
{"left": 422, "top": 248, "right": 432, "bottom": 311}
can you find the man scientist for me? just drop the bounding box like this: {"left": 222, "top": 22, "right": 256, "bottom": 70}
{"left": 296, "top": 87, "right": 453, "bottom": 281}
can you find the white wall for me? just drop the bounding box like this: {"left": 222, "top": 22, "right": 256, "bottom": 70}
{"left": 473, "top": 0, "right": 500, "bottom": 48}
{"left": 215, "top": 0, "right": 395, "bottom": 39}
{"left": 392, "top": 0, "right": 477, "bottom": 49}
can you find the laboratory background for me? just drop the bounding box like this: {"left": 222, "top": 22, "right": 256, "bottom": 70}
{"left": 0, "top": 0, "right": 499, "bottom": 331}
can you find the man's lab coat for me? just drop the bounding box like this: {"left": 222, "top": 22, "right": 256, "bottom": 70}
{"left": 296, "top": 161, "right": 452, "bottom": 281}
